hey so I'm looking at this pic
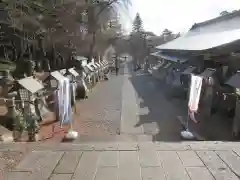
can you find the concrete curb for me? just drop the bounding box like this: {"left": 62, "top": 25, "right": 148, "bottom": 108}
{"left": 2, "top": 141, "right": 240, "bottom": 152}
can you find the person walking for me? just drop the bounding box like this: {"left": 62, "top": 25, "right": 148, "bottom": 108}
{"left": 115, "top": 55, "right": 120, "bottom": 76}
{"left": 144, "top": 56, "right": 149, "bottom": 73}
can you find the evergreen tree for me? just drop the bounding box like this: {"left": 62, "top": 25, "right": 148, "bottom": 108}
{"left": 132, "top": 12, "right": 143, "bottom": 32}
{"left": 220, "top": 11, "right": 229, "bottom": 16}
{"left": 162, "top": 29, "right": 172, "bottom": 36}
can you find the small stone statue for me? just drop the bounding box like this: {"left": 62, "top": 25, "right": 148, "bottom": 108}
{"left": 10, "top": 98, "right": 25, "bottom": 141}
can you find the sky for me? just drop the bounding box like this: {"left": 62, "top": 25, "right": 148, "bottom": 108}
{"left": 120, "top": 0, "right": 240, "bottom": 35}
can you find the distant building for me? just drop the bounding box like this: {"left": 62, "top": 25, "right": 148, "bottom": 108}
{"left": 146, "top": 33, "right": 179, "bottom": 53}
{"left": 154, "top": 9, "right": 240, "bottom": 139}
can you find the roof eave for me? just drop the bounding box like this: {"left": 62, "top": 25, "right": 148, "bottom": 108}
{"left": 157, "top": 39, "right": 240, "bottom": 54}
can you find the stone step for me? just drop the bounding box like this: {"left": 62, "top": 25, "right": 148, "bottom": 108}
{"left": 72, "top": 134, "right": 153, "bottom": 143}
{"left": 1, "top": 140, "right": 238, "bottom": 152}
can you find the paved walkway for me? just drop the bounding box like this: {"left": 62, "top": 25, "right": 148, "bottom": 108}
{"left": 3, "top": 62, "right": 240, "bottom": 179}
{"left": 124, "top": 63, "right": 185, "bottom": 141}
{"left": 40, "top": 61, "right": 184, "bottom": 142}
{"left": 148, "top": 62, "right": 235, "bottom": 141}
{"left": 2, "top": 141, "right": 240, "bottom": 180}
{"left": 121, "top": 64, "right": 143, "bottom": 135}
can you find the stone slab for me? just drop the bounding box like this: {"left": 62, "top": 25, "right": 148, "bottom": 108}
{"left": 15, "top": 151, "right": 63, "bottom": 172}
{"left": 4, "top": 143, "right": 240, "bottom": 180}
{"left": 49, "top": 174, "right": 72, "bottom": 180}
{"left": 197, "top": 151, "right": 238, "bottom": 180}
{"left": 177, "top": 151, "right": 204, "bottom": 167}
{"left": 72, "top": 152, "right": 99, "bottom": 180}
{"left": 120, "top": 72, "right": 143, "bottom": 135}
{"left": 216, "top": 150, "right": 240, "bottom": 177}
{"left": 4, "top": 172, "right": 32, "bottom": 180}
{"left": 14, "top": 151, "right": 63, "bottom": 180}
{"left": 139, "top": 148, "right": 160, "bottom": 167}
{"left": 95, "top": 167, "right": 118, "bottom": 180}
{"left": 98, "top": 151, "right": 118, "bottom": 167}
{"left": 141, "top": 167, "right": 166, "bottom": 180}
{"left": 54, "top": 151, "right": 83, "bottom": 174}
{"left": 186, "top": 167, "right": 215, "bottom": 180}
{"left": 158, "top": 151, "right": 190, "bottom": 180}
{"left": 119, "top": 151, "right": 141, "bottom": 180}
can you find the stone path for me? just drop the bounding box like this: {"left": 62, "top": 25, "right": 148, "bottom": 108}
{"left": 3, "top": 141, "right": 240, "bottom": 180}
{"left": 120, "top": 62, "right": 185, "bottom": 142}
{"left": 121, "top": 65, "right": 143, "bottom": 135}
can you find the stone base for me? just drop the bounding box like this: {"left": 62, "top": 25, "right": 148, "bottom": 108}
{"left": 0, "top": 125, "right": 13, "bottom": 142}
{"left": 0, "top": 134, "right": 13, "bottom": 142}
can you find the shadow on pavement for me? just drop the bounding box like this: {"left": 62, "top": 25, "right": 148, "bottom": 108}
{"left": 128, "top": 66, "right": 186, "bottom": 142}
{"left": 128, "top": 64, "right": 237, "bottom": 142}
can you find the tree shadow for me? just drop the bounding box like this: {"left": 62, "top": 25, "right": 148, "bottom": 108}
{"left": 128, "top": 63, "right": 237, "bottom": 142}
{"left": 127, "top": 66, "right": 187, "bottom": 142}
{"left": 0, "top": 114, "right": 14, "bottom": 130}
{"left": 129, "top": 71, "right": 238, "bottom": 142}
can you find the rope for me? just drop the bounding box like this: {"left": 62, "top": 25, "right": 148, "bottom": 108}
{"left": 0, "top": 97, "right": 43, "bottom": 103}
{"left": 0, "top": 71, "right": 88, "bottom": 104}
{"left": 0, "top": 89, "right": 57, "bottom": 103}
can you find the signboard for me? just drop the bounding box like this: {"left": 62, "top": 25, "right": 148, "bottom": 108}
{"left": 95, "top": 63, "right": 101, "bottom": 68}
{"left": 51, "top": 71, "right": 66, "bottom": 82}
{"left": 86, "top": 64, "right": 94, "bottom": 71}
{"left": 188, "top": 75, "right": 203, "bottom": 112}
{"left": 18, "top": 77, "right": 44, "bottom": 94}
{"left": 91, "top": 63, "right": 98, "bottom": 69}
{"left": 59, "top": 69, "right": 66, "bottom": 75}
{"left": 68, "top": 68, "right": 79, "bottom": 77}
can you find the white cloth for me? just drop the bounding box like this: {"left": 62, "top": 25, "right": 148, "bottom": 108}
{"left": 188, "top": 109, "right": 198, "bottom": 123}
{"left": 188, "top": 75, "right": 203, "bottom": 112}
{"left": 72, "top": 82, "right": 77, "bottom": 104}
{"left": 81, "top": 78, "right": 88, "bottom": 92}
{"left": 57, "top": 78, "right": 73, "bottom": 126}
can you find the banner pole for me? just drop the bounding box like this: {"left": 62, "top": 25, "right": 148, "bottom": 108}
{"left": 64, "top": 79, "right": 78, "bottom": 141}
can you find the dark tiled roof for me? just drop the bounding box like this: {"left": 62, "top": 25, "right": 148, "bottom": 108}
{"left": 226, "top": 72, "right": 240, "bottom": 88}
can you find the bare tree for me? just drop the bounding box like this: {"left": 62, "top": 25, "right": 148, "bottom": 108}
{"left": 86, "top": 0, "right": 130, "bottom": 62}
{"left": 1, "top": 0, "right": 130, "bottom": 72}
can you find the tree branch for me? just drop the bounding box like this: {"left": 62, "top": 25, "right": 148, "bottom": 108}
{"left": 95, "top": 0, "right": 117, "bottom": 20}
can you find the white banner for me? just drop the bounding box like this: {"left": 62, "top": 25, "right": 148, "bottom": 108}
{"left": 188, "top": 109, "right": 198, "bottom": 123}
{"left": 188, "top": 75, "right": 203, "bottom": 112}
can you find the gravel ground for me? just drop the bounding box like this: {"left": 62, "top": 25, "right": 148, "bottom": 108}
{"left": 39, "top": 64, "right": 186, "bottom": 142}
{"left": 75, "top": 68, "right": 124, "bottom": 135}
{"left": 0, "top": 150, "right": 28, "bottom": 178}
{"left": 38, "top": 68, "right": 125, "bottom": 142}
